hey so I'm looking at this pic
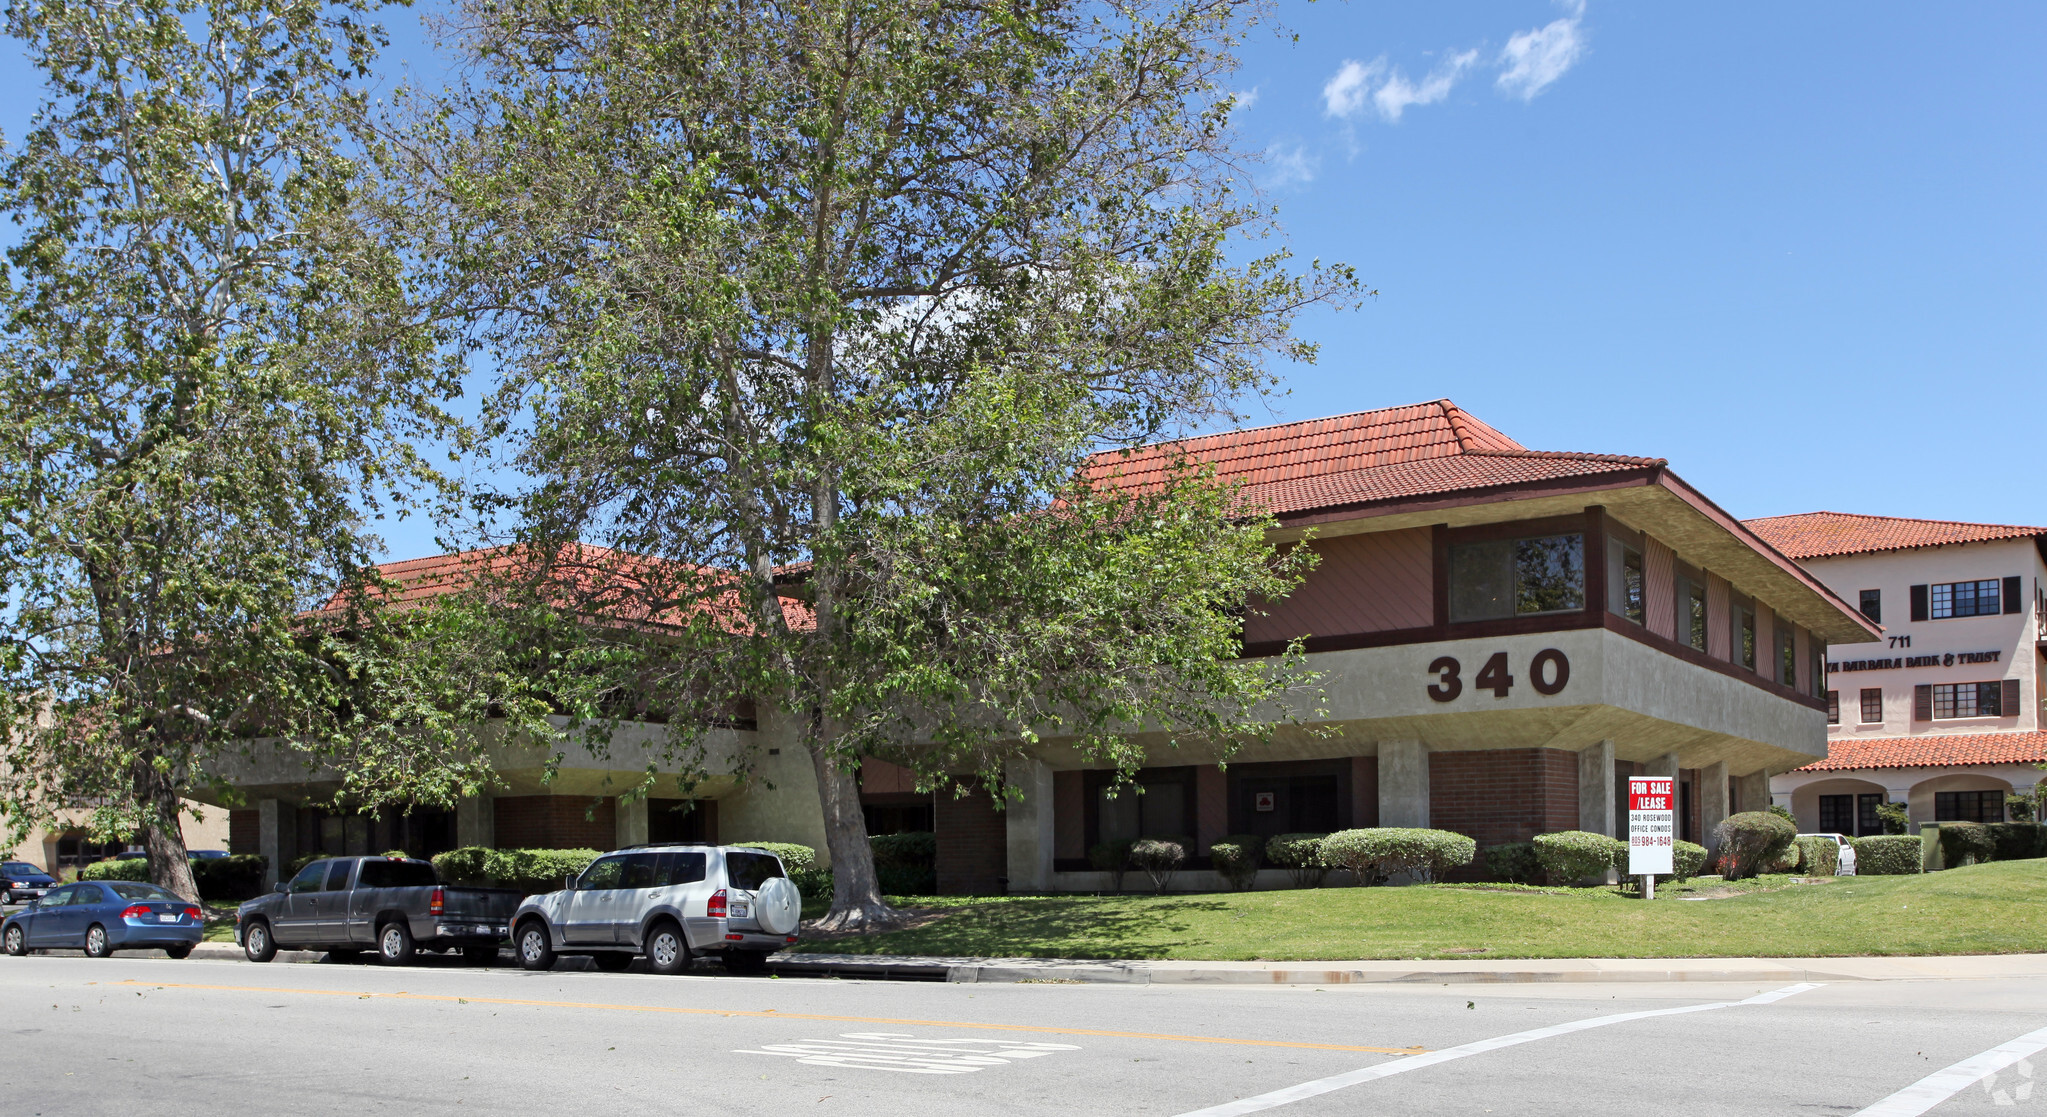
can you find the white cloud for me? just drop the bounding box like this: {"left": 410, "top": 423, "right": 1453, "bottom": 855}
{"left": 1497, "top": 16, "right": 1586, "bottom": 101}
{"left": 1373, "top": 49, "right": 1480, "bottom": 122}
{"left": 1231, "top": 86, "right": 1259, "bottom": 114}
{"left": 1261, "top": 141, "right": 1320, "bottom": 189}
{"left": 1322, "top": 58, "right": 1383, "bottom": 119}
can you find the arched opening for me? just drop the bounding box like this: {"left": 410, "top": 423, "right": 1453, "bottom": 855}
{"left": 1789, "top": 777, "right": 1889, "bottom": 835}
{"left": 1908, "top": 773, "right": 2014, "bottom": 825}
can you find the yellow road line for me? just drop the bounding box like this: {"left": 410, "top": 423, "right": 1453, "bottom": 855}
{"left": 112, "top": 979, "right": 1424, "bottom": 1055}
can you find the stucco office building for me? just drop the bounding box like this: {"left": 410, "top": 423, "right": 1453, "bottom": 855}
{"left": 1746, "top": 512, "right": 2047, "bottom": 834}
{"left": 200, "top": 400, "right": 1879, "bottom": 891}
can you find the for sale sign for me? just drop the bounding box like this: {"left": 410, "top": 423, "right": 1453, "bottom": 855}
{"left": 1627, "top": 776, "right": 1675, "bottom": 876}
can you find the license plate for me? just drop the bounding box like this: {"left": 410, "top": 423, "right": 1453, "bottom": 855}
{"left": 158, "top": 913, "right": 176, "bottom": 922}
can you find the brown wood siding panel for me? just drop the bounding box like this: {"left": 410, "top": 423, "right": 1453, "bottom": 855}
{"left": 1706, "top": 574, "right": 1731, "bottom": 661}
{"left": 1754, "top": 602, "right": 1774, "bottom": 679}
{"left": 1351, "top": 756, "right": 1379, "bottom": 829}
{"left": 1243, "top": 527, "right": 1433, "bottom": 646}
{"left": 936, "top": 789, "right": 1008, "bottom": 895}
{"left": 1196, "top": 766, "right": 1228, "bottom": 853}
{"left": 859, "top": 758, "right": 917, "bottom": 796}
{"left": 1795, "top": 625, "right": 1812, "bottom": 694}
{"left": 492, "top": 796, "right": 617, "bottom": 851}
{"left": 1053, "top": 770, "right": 1085, "bottom": 860}
{"left": 1644, "top": 536, "right": 1676, "bottom": 640}
{"left": 228, "top": 809, "right": 260, "bottom": 857}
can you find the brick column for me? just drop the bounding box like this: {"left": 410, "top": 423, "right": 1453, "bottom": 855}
{"left": 1378, "top": 740, "right": 1431, "bottom": 829}
{"left": 1004, "top": 758, "right": 1055, "bottom": 893}
{"left": 1578, "top": 740, "right": 1615, "bottom": 838}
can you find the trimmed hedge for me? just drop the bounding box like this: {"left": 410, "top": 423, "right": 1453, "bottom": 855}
{"left": 1128, "top": 838, "right": 1187, "bottom": 893}
{"left": 1265, "top": 833, "right": 1330, "bottom": 888}
{"left": 1716, "top": 812, "right": 1796, "bottom": 880}
{"left": 430, "top": 847, "right": 602, "bottom": 894}
{"left": 790, "top": 867, "right": 833, "bottom": 900}
{"left": 1532, "top": 831, "right": 1624, "bottom": 885}
{"left": 1321, "top": 828, "right": 1477, "bottom": 885}
{"left": 77, "top": 854, "right": 269, "bottom": 901}
{"left": 1208, "top": 834, "right": 1265, "bottom": 891}
{"left": 77, "top": 858, "right": 148, "bottom": 883}
{"left": 1792, "top": 835, "right": 1840, "bottom": 877}
{"left": 870, "top": 831, "right": 936, "bottom": 868}
{"left": 1936, "top": 822, "right": 1997, "bottom": 868}
{"left": 1851, "top": 834, "right": 1923, "bottom": 875}
{"left": 1987, "top": 822, "right": 2047, "bottom": 862}
{"left": 1484, "top": 842, "right": 1540, "bottom": 884}
{"left": 728, "top": 841, "right": 816, "bottom": 872}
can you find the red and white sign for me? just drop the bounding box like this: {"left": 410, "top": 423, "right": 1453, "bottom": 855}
{"left": 1254, "top": 792, "right": 1276, "bottom": 812}
{"left": 1627, "top": 776, "right": 1675, "bottom": 876}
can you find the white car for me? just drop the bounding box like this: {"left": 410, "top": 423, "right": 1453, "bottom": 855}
{"left": 510, "top": 844, "right": 803, "bottom": 976}
{"left": 1797, "top": 832, "right": 1858, "bottom": 875}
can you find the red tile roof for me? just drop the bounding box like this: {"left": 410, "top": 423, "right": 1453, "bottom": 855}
{"left": 1744, "top": 511, "right": 2047, "bottom": 561}
{"left": 1795, "top": 732, "right": 2047, "bottom": 772}
{"left": 1082, "top": 399, "right": 1663, "bottom": 518}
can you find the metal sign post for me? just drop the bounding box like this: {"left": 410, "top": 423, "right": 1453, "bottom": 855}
{"left": 1627, "top": 776, "right": 1675, "bottom": 899}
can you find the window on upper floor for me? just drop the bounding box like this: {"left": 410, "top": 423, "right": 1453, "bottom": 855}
{"left": 1858, "top": 589, "right": 1880, "bottom": 624}
{"left": 1608, "top": 538, "right": 1644, "bottom": 624}
{"left": 1932, "top": 579, "right": 2000, "bottom": 618}
{"left": 1733, "top": 597, "right": 1756, "bottom": 670}
{"left": 1447, "top": 534, "right": 1585, "bottom": 622}
{"left": 1859, "top": 688, "right": 1883, "bottom": 724}
{"left": 1776, "top": 622, "right": 1797, "bottom": 687}
{"left": 1825, "top": 690, "right": 1839, "bottom": 724}
{"left": 1675, "top": 566, "right": 1708, "bottom": 652}
{"left": 1932, "top": 681, "right": 2004, "bottom": 719}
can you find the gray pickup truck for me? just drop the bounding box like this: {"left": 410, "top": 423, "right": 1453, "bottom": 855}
{"left": 235, "top": 856, "right": 521, "bottom": 965}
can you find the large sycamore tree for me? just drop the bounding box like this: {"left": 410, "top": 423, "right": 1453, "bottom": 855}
{"left": 407, "top": 0, "right": 1356, "bottom": 928}
{"left": 0, "top": 0, "right": 467, "bottom": 899}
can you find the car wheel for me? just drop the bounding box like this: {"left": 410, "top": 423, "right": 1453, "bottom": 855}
{"left": 591, "top": 951, "right": 633, "bottom": 972}
{"left": 377, "top": 921, "right": 416, "bottom": 966}
{"left": 164, "top": 944, "right": 193, "bottom": 960}
{"left": 722, "top": 950, "right": 770, "bottom": 976}
{"left": 461, "top": 945, "right": 498, "bottom": 966}
{"left": 84, "top": 924, "right": 112, "bottom": 959}
{"left": 516, "top": 921, "right": 556, "bottom": 971}
{"left": 1, "top": 889, "right": 12, "bottom": 906}
{"left": 3, "top": 923, "right": 24, "bottom": 956}
{"left": 244, "top": 919, "right": 277, "bottom": 963}
{"left": 646, "top": 920, "right": 692, "bottom": 976}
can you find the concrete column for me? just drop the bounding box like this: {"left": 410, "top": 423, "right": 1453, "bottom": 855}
{"left": 615, "top": 796, "right": 648, "bottom": 848}
{"left": 257, "top": 799, "right": 288, "bottom": 888}
{"left": 1734, "top": 771, "right": 1770, "bottom": 816}
{"left": 456, "top": 793, "right": 495, "bottom": 849}
{"left": 1578, "top": 741, "right": 1616, "bottom": 838}
{"left": 1644, "top": 753, "right": 1680, "bottom": 781}
{"left": 1700, "top": 761, "right": 1731, "bottom": 859}
{"left": 1004, "top": 758, "right": 1056, "bottom": 893}
{"left": 1377, "top": 741, "right": 1431, "bottom": 829}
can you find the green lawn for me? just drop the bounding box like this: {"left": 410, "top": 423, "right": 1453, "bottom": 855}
{"left": 799, "top": 860, "right": 2047, "bottom": 961}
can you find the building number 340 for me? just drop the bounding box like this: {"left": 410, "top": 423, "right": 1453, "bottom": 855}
{"left": 1426, "top": 649, "right": 1570, "bottom": 702}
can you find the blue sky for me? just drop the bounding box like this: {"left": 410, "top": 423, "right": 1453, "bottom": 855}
{"left": 3, "top": 1, "right": 2041, "bottom": 561}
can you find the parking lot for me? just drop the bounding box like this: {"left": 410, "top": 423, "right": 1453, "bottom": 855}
{"left": 7, "top": 948, "right": 2046, "bottom": 1116}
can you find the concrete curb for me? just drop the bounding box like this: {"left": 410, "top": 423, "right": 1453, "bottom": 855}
{"left": 766, "top": 952, "right": 2047, "bottom": 986}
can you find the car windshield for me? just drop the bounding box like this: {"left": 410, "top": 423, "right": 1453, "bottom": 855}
{"left": 356, "top": 860, "right": 438, "bottom": 889}
{"left": 724, "top": 852, "right": 785, "bottom": 890}
{"left": 3, "top": 862, "right": 42, "bottom": 875}
{"left": 107, "top": 882, "right": 178, "bottom": 902}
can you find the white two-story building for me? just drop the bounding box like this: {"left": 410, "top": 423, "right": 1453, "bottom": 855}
{"left": 1746, "top": 512, "right": 2047, "bottom": 834}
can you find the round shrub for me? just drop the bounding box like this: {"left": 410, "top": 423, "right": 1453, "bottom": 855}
{"left": 1672, "top": 839, "right": 1708, "bottom": 881}
{"left": 1936, "top": 822, "right": 1997, "bottom": 868}
{"left": 1264, "top": 833, "right": 1330, "bottom": 888}
{"left": 77, "top": 858, "right": 148, "bottom": 883}
{"left": 1532, "top": 831, "right": 1624, "bottom": 885}
{"left": 1715, "top": 811, "right": 1796, "bottom": 880}
{"left": 1088, "top": 839, "right": 1135, "bottom": 891}
{"left": 730, "top": 841, "right": 816, "bottom": 872}
{"left": 1484, "top": 842, "right": 1539, "bottom": 884}
{"left": 1850, "top": 834, "right": 1923, "bottom": 875}
{"left": 1321, "top": 828, "right": 1477, "bottom": 885}
{"left": 1208, "top": 834, "right": 1265, "bottom": 891}
{"left": 1876, "top": 802, "right": 1911, "bottom": 835}
{"left": 1128, "top": 838, "right": 1187, "bottom": 893}
{"left": 432, "top": 846, "right": 491, "bottom": 885}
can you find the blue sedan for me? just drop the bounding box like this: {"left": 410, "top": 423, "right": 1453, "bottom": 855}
{"left": 2, "top": 881, "right": 204, "bottom": 958}
{"left": 2, "top": 861, "right": 57, "bottom": 904}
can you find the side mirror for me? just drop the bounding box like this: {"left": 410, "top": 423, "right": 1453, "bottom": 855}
{"left": 273, "top": 881, "right": 288, "bottom": 893}
{"left": 564, "top": 873, "right": 578, "bottom": 892}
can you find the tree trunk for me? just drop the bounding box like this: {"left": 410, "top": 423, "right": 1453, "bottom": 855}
{"left": 135, "top": 761, "right": 200, "bottom": 903}
{"left": 807, "top": 743, "right": 903, "bottom": 932}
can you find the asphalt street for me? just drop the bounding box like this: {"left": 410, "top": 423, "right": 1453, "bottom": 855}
{"left": 6, "top": 949, "right": 2047, "bottom": 1116}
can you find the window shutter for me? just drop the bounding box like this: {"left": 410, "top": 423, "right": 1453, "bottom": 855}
{"left": 2003, "top": 678, "right": 2021, "bottom": 717}
{"left": 2004, "top": 576, "right": 2023, "bottom": 614}
{"left": 1913, "top": 684, "right": 1933, "bottom": 721}
{"left": 1909, "top": 584, "right": 1929, "bottom": 622}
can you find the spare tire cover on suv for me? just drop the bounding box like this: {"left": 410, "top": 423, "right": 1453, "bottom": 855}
{"left": 753, "top": 877, "right": 801, "bottom": 936}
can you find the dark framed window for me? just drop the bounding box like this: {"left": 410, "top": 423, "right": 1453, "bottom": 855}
{"left": 1227, "top": 760, "right": 1352, "bottom": 841}
{"left": 1448, "top": 534, "right": 1585, "bottom": 622}
{"left": 1675, "top": 564, "right": 1708, "bottom": 652}
{"left": 1930, "top": 579, "right": 2001, "bottom": 619}
{"left": 1857, "top": 793, "right": 1883, "bottom": 836}
{"left": 1088, "top": 767, "right": 1196, "bottom": 846}
{"left": 1859, "top": 688, "right": 1883, "bottom": 724}
{"left": 1933, "top": 681, "right": 2003, "bottom": 719}
{"left": 1817, "top": 794, "right": 1853, "bottom": 833}
{"left": 1826, "top": 690, "right": 1839, "bottom": 724}
{"left": 1858, "top": 589, "right": 1881, "bottom": 624}
{"left": 1609, "top": 539, "right": 1644, "bottom": 624}
{"left": 1935, "top": 790, "right": 2005, "bottom": 823}
{"left": 1776, "top": 622, "right": 1797, "bottom": 686}
{"left": 1733, "top": 597, "right": 1756, "bottom": 670}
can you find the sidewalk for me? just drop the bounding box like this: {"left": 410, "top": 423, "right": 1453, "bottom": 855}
{"left": 766, "top": 951, "right": 2047, "bottom": 986}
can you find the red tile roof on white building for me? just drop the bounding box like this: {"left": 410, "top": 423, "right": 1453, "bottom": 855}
{"left": 1745, "top": 511, "right": 2047, "bottom": 561}
{"left": 1795, "top": 732, "right": 2047, "bottom": 772}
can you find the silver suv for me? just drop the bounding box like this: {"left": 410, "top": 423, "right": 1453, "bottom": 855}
{"left": 511, "top": 844, "right": 803, "bottom": 975}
